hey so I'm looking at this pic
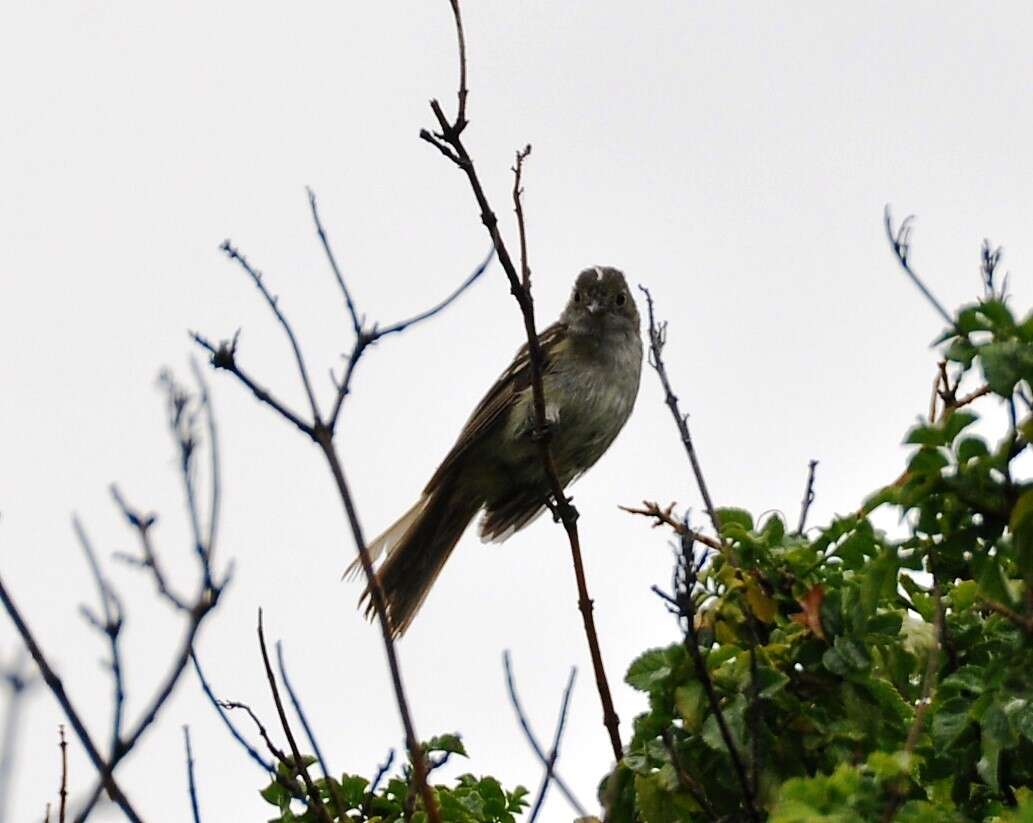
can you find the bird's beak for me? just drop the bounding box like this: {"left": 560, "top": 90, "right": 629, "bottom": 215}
{"left": 586, "top": 301, "right": 602, "bottom": 315}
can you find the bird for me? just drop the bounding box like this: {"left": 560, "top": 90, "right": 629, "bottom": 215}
{"left": 348, "top": 266, "right": 643, "bottom": 636}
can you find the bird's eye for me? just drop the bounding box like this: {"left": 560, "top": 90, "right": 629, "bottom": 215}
{"left": 615, "top": 292, "right": 626, "bottom": 306}
{"left": 574, "top": 291, "right": 581, "bottom": 303}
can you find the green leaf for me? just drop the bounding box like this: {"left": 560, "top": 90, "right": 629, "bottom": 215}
{"left": 932, "top": 697, "right": 974, "bottom": 748}
{"left": 674, "top": 682, "right": 706, "bottom": 731}
{"left": 980, "top": 340, "right": 1033, "bottom": 396}
{"left": 950, "top": 580, "right": 979, "bottom": 611}
{"left": 861, "top": 551, "right": 899, "bottom": 616}
{"left": 942, "top": 411, "right": 978, "bottom": 444}
{"left": 625, "top": 647, "right": 673, "bottom": 692}
{"left": 426, "top": 733, "right": 467, "bottom": 757}
{"left": 957, "top": 436, "right": 990, "bottom": 462}
{"left": 716, "top": 507, "right": 753, "bottom": 533}
{"left": 908, "top": 447, "right": 949, "bottom": 474}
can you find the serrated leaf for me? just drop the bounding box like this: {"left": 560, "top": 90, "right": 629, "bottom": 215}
{"left": 625, "top": 648, "right": 673, "bottom": 692}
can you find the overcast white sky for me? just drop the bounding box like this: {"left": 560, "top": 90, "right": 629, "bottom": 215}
{"left": 3, "top": 2, "right": 1033, "bottom": 821}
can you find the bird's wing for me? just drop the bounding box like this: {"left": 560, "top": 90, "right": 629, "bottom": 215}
{"left": 424, "top": 321, "right": 568, "bottom": 494}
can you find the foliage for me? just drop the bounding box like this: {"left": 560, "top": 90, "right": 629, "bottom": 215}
{"left": 608, "top": 273, "right": 1033, "bottom": 820}
{"left": 260, "top": 735, "right": 529, "bottom": 823}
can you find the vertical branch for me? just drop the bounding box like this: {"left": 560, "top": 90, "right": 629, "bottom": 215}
{"left": 658, "top": 533, "right": 761, "bottom": 822}
{"left": 0, "top": 653, "right": 33, "bottom": 823}
{"left": 58, "top": 726, "right": 68, "bottom": 823}
{"left": 638, "top": 286, "right": 722, "bottom": 537}
{"left": 256, "top": 611, "right": 332, "bottom": 823}
{"left": 183, "top": 726, "right": 201, "bottom": 823}
{"left": 275, "top": 642, "right": 329, "bottom": 779}
{"left": 421, "top": 0, "right": 622, "bottom": 760}
{"left": 795, "top": 459, "right": 819, "bottom": 535}
{"left": 512, "top": 145, "right": 532, "bottom": 291}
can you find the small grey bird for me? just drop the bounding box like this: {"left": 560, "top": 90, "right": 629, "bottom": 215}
{"left": 351, "top": 266, "right": 642, "bottom": 636}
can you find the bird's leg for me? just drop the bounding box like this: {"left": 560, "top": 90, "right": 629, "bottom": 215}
{"left": 543, "top": 492, "right": 576, "bottom": 523}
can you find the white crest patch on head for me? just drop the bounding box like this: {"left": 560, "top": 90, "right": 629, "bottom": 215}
{"left": 592, "top": 266, "right": 604, "bottom": 281}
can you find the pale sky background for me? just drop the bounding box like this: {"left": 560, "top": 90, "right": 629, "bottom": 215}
{"left": 3, "top": 2, "right": 1033, "bottom": 821}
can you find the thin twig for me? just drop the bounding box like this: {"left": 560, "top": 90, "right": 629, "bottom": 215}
{"left": 883, "top": 206, "right": 954, "bottom": 328}
{"left": 219, "top": 241, "right": 323, "bottom": 424}
{"left": 257, "top": 611, "right": 332, "bottom": 823}
{"left": 308, "top": 189, "right": 492, "bottom": 432}
{"left": 74, "top": 370, "right": 227, "bottom": 822}
{"left": 664, "top": 532, "right": 761, "bottom": 822}
{"left": 0, "top": 574, "right": 141, "bottom": 822}
{"left": 203, "top": 197, "right": 448, "bottom": 823}
{"left": 110, "top": 486, "right": 187, "bottom": 610}
{"left": 980, "top": 598, "right": 1033, "bottom": 635}
{"left": 619, "top": 501, "right": 724, "bottom": 551}
{"left": 528, "top": 666, "right": 577, "bottom": 823}
{"left": 424, "top": 1, "right": 622, "bottom": 759}
{"left": 72, "top": 518, "right": 126, "bottom": 750}
{"left": 512, "top": 145, "right": 533, "bottom": 291}
{"left": 795, "top": 460, "right": 819, "bottom": 535}
{"left": 638, "top": 286, "right": 723, "bottom": 540}
{"left": 58, "top": 726, "right": 68, "bottom": 823}
{"left": 363, "top": 750, "right": 396, "bottom": 819}
{"left": 661, "top": 729, "right": 718, "bottom": 821}
{"left": 183, "top": 726, "right": 201, "bottom": 823}
{"left": 191, "top": 332, "right": 315, "bottom": 438}
{"left": 190, "top": 651, "right": 274, "bottom": 773}
{"left": 0, "top": 652, "right": 34, "bottom": 823}
{"left": 276, "top": 641, "right": 329, "bottom": 779}
{"left": 502, "top": 652, "right": 587, "bottom": 817}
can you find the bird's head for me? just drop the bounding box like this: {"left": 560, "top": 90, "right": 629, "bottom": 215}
{"left": 561, "top": 266, "right": 639, "bottom": 337}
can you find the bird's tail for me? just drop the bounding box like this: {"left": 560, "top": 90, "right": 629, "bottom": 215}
{"left": 351, "top": 480, "right": 480, "bottom": 637}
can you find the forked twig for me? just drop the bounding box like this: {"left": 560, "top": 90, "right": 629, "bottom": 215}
{"left": 502, "top": 652, "right": 587, "bottom": 817}
{"left": 528, "top": 666, "right": 577, "bottom": 823}
{"left": 883, "top": 206, "right": 954, "bottom": 327}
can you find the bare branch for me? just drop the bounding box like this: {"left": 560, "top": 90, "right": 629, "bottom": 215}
{"left": 72, "top": 518, "right": 126, "bottom": 749}
{"left": 257, "top": 611, "right": 332, "bottom": 823}
{"left": 512, "top": 145, "right": 532, "bottom": 291}
{"left": 638, "top": 286, "right": 723, "bottom": 541}
{"left": 276, "top": 641, "right": 329, "bottom": 779}
{"left": 883, "top": 206, "right": 954, "bottom": 327}
{"left": 0, "top": 652, "right": 34, "bottom": 823}
{"left": 58, "top": 726, "right": 68, "bottom": 823}
{"left": 183, "top": 727, "right": 201, "bottom": 823}
{"left": 619, "top": 501, "right": 724, "bottom": 552}
{"left": 425, "top": 0, "right": 622, "bottom": 761}
{"left": 795, "top": 459, "right": 819, "bottom": 535}
{"left": 660, "top": 532, "right": 761, "bottom": 822}
{"left": 502, "top": 652, "right": 587, "bottom": 818}
{"left": 0, "top": 572, "right": 142, "bottom": 822}
{"left": 307, "top": 188, "right": 492, "bottom": 433}
{"left": 110, "top": 485, "right": 188, "bottom": 612}
{"left": 190, "top": 651, "right": 274, "bottom": 773}
{"left": 527, "top": 666, "right": 577, "bottom": 823}
{"left": 219, "top": 240, "right": 323, "bottom": 424}
{"left": 192, "top": 331, "right": 315, "bottom": 437}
